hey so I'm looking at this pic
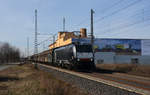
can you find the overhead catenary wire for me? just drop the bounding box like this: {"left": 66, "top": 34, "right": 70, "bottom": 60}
{"left": 95, "top": 0, "right": 124, "bottom": 17}
{"left": 105, "top": 17, "right": 150, "bottom": 35}
{"left": 73, "top": 0, "right": 142, "bottom": 30}
{"left": 93, "top": 0, "right": 142, "bottom": 25}
{"left": 94, "top": 8, "right": 147, "bottom": 29}
{"left": 71, "top": 0, "right": 124, "bottom": 30}
{"left": 96, "top": 9, "right": 150, "bottom": 33}
{"left": 96, "top": 14, "right": 150, "bottom": 36}
{"left": 37, "top": 37, "right": 53, "bottom": 46}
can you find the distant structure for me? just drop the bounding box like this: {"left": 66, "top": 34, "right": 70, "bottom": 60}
{"left": 63, "top": 17, "right": 65, "bottom": 32}
{"left": 49, "top": 28, "right": 87, "bottom": 49}
{"left": 27, "top": 37, "right": 29, "bottom": 57}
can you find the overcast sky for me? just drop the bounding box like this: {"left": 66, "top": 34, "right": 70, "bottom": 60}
{"left": 0, "top": 0, "right": 150, "bottom": 55}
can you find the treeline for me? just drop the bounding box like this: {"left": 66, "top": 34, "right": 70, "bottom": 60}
{"left": 0, "top": 42, "right": 20, "bottom": 63}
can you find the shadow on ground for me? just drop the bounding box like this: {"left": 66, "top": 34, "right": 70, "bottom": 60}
{"left": 73, "top": 68, "right": 124, "bottom": 74}
{"left": 94, "top": 68, "right": 125, "bottom": 74}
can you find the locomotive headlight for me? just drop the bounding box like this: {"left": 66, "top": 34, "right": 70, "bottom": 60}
{"left": 91, "top": 58, "right": 93, "bottom": 61}
{"left": 72, "top": 56, "right": 74, "bottom": 59}
{"left": 77, "top": 58, "right": 80, "bottom": 61}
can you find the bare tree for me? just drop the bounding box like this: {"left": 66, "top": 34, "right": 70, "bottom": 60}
{"left": 0, "top": 42, "right": 20, "bottom": 64}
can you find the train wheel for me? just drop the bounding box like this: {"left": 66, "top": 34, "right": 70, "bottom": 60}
{"left": 91, "top": 63, "right": 96, "bottom": 71}
{"left": 66, "top": 64, "right": 72, "bottom": 70}
{"left": 69, "top": 64, "right": 73, "bottom": 70}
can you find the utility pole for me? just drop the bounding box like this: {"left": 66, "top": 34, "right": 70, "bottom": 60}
{"left": 43, "top": 42, "right": 44, "bottom": 51}
{"left": 34, "top": 9, "right": 38, "bottom": 68}
{"left": 27, "top": 37, "right": 29, "bottom": 57}
{"left": 53, "top": 35, "right": 55, "bottom": 48}
{"left": 91, "top": 9, "right": 94, "bottom": 50}
{"left": 63, "top": 17, "right": 65, "bottom": 31}
{"left": 34, "top": 9, "right": 38, "bottom": 55}
{"left": 25, "top": 48, "right": 27, "bottom": 58}
{"left": 142, "top": 9, "right": 145, "bottom": 21}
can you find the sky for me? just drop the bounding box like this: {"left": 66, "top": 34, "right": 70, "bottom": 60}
{"left": 0, "top": 0, "right": 150, "bottom": 55}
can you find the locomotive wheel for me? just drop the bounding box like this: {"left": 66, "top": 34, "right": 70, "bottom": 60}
{"left": 66, "top": 64, "right": 72, "bottom": 70}
{"left": 69, "top": 64, "right": 73, "bottom": 70}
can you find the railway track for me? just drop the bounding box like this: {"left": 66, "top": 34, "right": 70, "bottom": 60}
{"left": 37, "top": 63, "right": 150, "bottom": 95}
{"left": 81, "top": 72, "right": 150, "bottom": 91}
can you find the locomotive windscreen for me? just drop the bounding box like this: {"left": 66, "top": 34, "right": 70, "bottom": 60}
{"left": 76, "top": 45, "right": 92, "bottom": 52}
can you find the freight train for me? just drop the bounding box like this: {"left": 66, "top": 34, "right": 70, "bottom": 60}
{"left": 31, "top": 43, "right": 95, "bottom": 70}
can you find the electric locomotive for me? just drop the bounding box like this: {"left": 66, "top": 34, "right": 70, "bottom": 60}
{"left": 49, "top": 43, "right": 95, "bottom": 69}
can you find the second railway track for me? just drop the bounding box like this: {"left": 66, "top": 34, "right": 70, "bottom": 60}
{"left": 37, "top": 63, "right": 150, "bottom": 95}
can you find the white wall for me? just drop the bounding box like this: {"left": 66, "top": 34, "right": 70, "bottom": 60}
{"left": 95, "top": 52, "right": 150, "bottom": 64}
{"left": 115, "top": 55, "right": 138, "bottom": 64}
{"left": 139, "top": 56, "right": 150, "bottom": 64}
{"left": 95, "top": 52, "right": 115, "bottom": 64}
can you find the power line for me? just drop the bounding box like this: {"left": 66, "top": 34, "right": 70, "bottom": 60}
{"left": 37, "top": 37, "right": 52, "bottom": 46}
{"left": 95, "top": 9, "right": 148, "bottom": 32}
{"left": 78, "top": 0, "right": 142, "bottom": 29}
{"left": 111, "top": 18, "right": 150, "bottom": 35}
{"left": 95, "top": 0, "right": 124, "bottom": 17}
{"left": 36, "top": 33, "right": 57, "bottom": 52}
{"left": 73, "top": 17, "right": 90, "bottom": 28}
{"left": 97, "top": 15, "right": 150, "bottom": 36}
{"left": 94, "top": 0, "right": 142, "bottom": 25}
{"left": 71, "top": 0, "right": 124, "bottom": 30}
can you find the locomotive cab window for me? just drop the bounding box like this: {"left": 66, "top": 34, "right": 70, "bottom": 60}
{"left": 76, "top": 45, "right": 92, "bottom": 52}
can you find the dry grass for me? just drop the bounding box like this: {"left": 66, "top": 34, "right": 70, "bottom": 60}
{"left": 0, "top": 64, "right": 88, "bottom": 95}
{"left": 96, "top": 63, "right": 150, "bottom": 77}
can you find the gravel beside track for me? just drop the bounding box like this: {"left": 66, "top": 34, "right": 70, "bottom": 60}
{"left": 38, "top": 64, "right": 141, "bottom": 95}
